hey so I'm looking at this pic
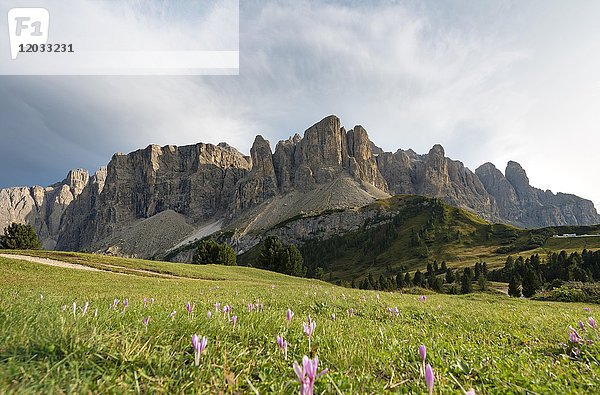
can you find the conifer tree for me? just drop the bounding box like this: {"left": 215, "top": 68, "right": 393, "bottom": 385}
{"left": 508, "top": 275, "right": 522, "bottom": 297}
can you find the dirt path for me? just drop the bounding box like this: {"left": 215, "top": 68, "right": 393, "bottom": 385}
{"left": 0, "top": 253, "right": 186, "bottom": 279}
{"left": 0, "top": 253, "right": 101, "bottom": 272}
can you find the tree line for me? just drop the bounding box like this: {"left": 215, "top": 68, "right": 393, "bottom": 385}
{"left": 488, "top": 249, "right": 600, "bottom": 297}
{"left": 193, "top": 235, "right": 308, "bottom": 278}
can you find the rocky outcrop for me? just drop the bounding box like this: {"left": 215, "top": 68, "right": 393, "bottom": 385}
{"left": 347, "top": 126, "right": 388, "bottom": 191}
{"left": 232, "top": 135, "right": 278, "bottom": 213}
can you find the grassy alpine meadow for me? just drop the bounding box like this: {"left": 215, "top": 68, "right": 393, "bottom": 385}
{"left": 1, "top": 252, "right": 599, "bottom": 394}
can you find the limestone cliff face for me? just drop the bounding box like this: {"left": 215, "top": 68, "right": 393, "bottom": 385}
{"left": 0, "top": 169, "right": 90, "bottom": 249}
{"left": 347, "top": 126, "right": 388, "bottom": 191}
{"left": 56, "top": 143, "right": 251, "bottom": 251}
{"left": 376, "top": 145, "right": 497, "bottom": 222}
{"left": 232, "top": 135, "right": 278, "bottom": 212}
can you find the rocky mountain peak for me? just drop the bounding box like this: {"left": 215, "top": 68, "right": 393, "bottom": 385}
{"left": 250, "top": 135, "right": 275, "bottom": 176}
{"left": 64, "top": 169, "right": 89, "bottom": 193}
{"left": 428, "top": 144, "right": 446, "bottom": 158}
{"left": 505, "top": 160, "right": 531, "bottom": 195}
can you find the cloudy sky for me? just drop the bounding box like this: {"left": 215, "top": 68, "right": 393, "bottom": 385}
{"left": 1, "top": 0, "right": 599, "bottom": 209}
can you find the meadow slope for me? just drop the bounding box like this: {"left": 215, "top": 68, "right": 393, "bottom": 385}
{"left": 0, "top": 251, "right": 599, "bottom": 393}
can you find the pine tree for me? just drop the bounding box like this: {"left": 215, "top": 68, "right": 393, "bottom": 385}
{"left": 508, "top": 275, "right": 522, "bottom": 297}
{"left": 478, "top": 275, "right": 488, "bottom": 291}
{"left": 193, "top": 239, "right": 236, "bottom": 265}
{"left": 396, "top": 272, "right": 405, "bottom": 289}
{"left": 474, "top": 262, "right": 481, "bottom": 280}
{"left": 461, "top": 268, "right": 473, "bottom": 294}
{"left": 368, "top": 273, "right": 376, "bottom": 290}
{"left": 257, "top": 236, "right": 283, "bottom": 270}
{"left": 0, "top": 222, "right": 41, "bottom": 250}
{"left": 404, "top": 272, "right": 412, "bottom": 287}
{"left": 521, "top": 266, "right": 541, "bottom": 298}
{"left": 413, "top": 270, "right": 423, "bottom": 287}
{"left": 431, "top": 276, "right": 444, "bottom": 292}
{"left": 504, "top": 256, "right": 515, "bottom": 272}
{"left": 445, "top": 268, "right": 456, "bottom": 284}
{"left": 278, "top": 244, "right": 307, "bottom": 277}
{"left": 426, "top": 263, "right": 434, "bottom": 277}
{"left": 441, "top": 261, "right": 447, "bottom": 272}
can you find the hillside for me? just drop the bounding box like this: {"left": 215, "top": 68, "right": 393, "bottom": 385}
{"left": 170, "top": 194, "right": 600, "bottom": 283}
{"left": 1, "top": 251, "right": 599, "bottom": 393}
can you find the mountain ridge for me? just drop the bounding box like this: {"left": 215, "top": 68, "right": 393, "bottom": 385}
{"left": 0, "top": 115, "right": 598, "bottom": 257}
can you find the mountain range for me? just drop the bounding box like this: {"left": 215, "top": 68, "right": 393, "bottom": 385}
{"left": 1, "top": 115, "right": 598, "bottom": 259}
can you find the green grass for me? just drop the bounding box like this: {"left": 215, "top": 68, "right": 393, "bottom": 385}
{"left": 1, "top": 252, "right": 599, "bottom": 393}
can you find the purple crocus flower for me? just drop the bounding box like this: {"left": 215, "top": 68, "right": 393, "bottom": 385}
{"left": 425, "top": 364, "right": 434, "bottom": 395}
{"left": 589, "top": 317, "right": 596, "bottom": 330}
{"left": 82, "top": 302, "right": 89, "bottom": 316}
{"left": 143, "top": 297, "right": 148, "bottom": 308}
{"left": 168, "top": 310, "right": 176, "bottom": 319}
{"left": 123, "top": 299, "right": 129, "bottom": 308}
{"left": 143, "top": 316, "right": 150, "bottom": 327}
{"left": 465, "top": 389, "right": 476, "bottom": 395}
{"left": 293, "top": 355, "right": 328, "bottom": 395}
{"left": 207, "top": 310, "right": 212, "bottom": 319}
{"left": 247, "top": 303, "right": 254, "bottom": 312}
{"left": 419, "top": 345, "right": 427, "bottom": 363}
{"left": 277, "top": 335, "right": 288, "bottom": 359}
{"left": 191, "top": 334, "right": 207, "bottom": 366}
{"left": 214, "top": 302, "right": 220, "bottom": 311}
{"left": 579, "top": 321, "right": 586, "bottom": 331}
{"left": 61, "top": 304, "right": 67, "bottom": 312}
{"left": 223, "top": 305, "right": 232, "bottom": 314}
{"left": 186, "top": 302, "right": 193, "bottom": 316}
{"left": 303, "top": 318, "right": 316, "bottom": 349}
{"left": 231, "top": 315, "right": 238, "bottom": 328}
{"left": 569, "top": 327, "right": 582, "bottom": 344}
{"left": 113, "top": 299, "right": 119, "bottom": 309}
{"left": 150, "top": 298, "right": 155, "bottom": 304}
{"left": 347, "top": 308, "right": 354, "bottom": 317}
{"left": 420, "top": 295, "right": 427, "bottom": 302}
{"left": 303, "top": 320, "right": 316, "bottom": 338}
{"left": 286, "top": 308, "right": 294, "bottom": 323}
